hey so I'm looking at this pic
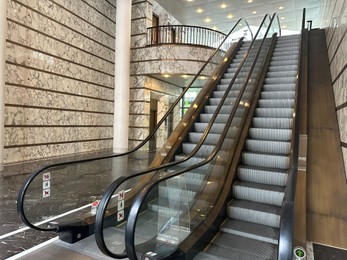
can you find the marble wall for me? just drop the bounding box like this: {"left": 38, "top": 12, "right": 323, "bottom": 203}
{"left": 129, "top": 0, "right": 212, "bottom": 149}
{"left": 320, "top": 0, "right": 347, "bottom": 178}
{"left": 5, "top": 0, "right": 116, "bottom": 162}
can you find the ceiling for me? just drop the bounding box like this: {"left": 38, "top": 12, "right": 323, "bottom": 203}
{"left": 156, "top": 0, "right": 322, "bottom": 33}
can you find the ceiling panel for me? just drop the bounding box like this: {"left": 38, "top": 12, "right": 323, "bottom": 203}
{"left": 156, "top": 0, "right": 322, "bottom": 33}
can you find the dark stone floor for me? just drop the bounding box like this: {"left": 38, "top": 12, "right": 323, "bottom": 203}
{"left": 0, "top": 149, "right": 156, "bottom": 259}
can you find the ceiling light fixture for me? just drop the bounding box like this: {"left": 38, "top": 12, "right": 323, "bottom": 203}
{"left": 279, "top": 6, "right": 284, "bottom": 10}
{"left": 220, "top": 3, "right": 227, "bottom": 9}
{"left": 162, "top": 74, "right": 171, "bottom": 78}
{"left": 281, "top": 16, "right": 285, "bottom": 20}
{"left": 247, "top": 0, "right": 253, "bottom": 3}
{"left": 252, "top": 10, "right": 257, "bottom": 14}
{"left": 196, "top": 8, "right": 203, "bottom": 13}
{"left": 227, "top": 14, "right": 233, "bottom": 19}
{"left": 204, "top": 17, "right": 212, "bottom": 23}
{"left": 212, "top": 26, "right": 218, "bottom": 30}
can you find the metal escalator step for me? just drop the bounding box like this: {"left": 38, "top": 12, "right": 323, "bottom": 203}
{"left": 194, "top": 122, "right": 241, "bottom": 134}
{"left": 227, "top": 66, "right": 252, "bottom": 73}
{"left": 264, "top": 76, "right": 296, "bottom": 84}
{"left": 182, "top": 143, "right": 215, "bottom": 156}
{"left": 209, "top": 97, "right": 236, "bottom": 105}
{"left": 212, "top": 90, "right": 242, "bottom": 98}
{"left": 204, "top": 104, "right": 233, "bottom": 114}
{"left": 255, "top": 107, "right": 293, "bottom": 118}
{"left": 232, "top": 180, "right": 285, "bottom": 206}
{"left": 227, "top": 200, "right": 281, "bottom": 227}
{"left": 200, "top": 109, "right": 245, "bottom": 122}
{"left": 158, "top": 185, "right": 197, "bottom": 201}
{"left": 220, "top": 219, "right": 279, "bottom": 244}
{"left": 208, "top": 233, "right": 278, "bottom": 259}
{"left": 271, "top": 55, "right": 298, "bottom": 62}
{"left": 262, "top": 84, "right": 296, "bottom": 92}
{"left": 242, "top": 151, "right": 290, "bottom": 169}
{"left": 249, "top": 127, "right": 292, "bottom": 141}
{"left": 189, "top": 132, "right": 234, "bottom": 147}
{"left": 268, "top": 64, "right": 297, "bottom": 72}
{"left": 174, "top": 154, "right": 227, "bottom": 172}
{"left": 238, "top": 165, "right": 288, "bottom": 186}
{"left": 272, "top": 49, "right": 299, "bottom": 56}
{"left": 261, "top": 91, "right": 295, "bottom": 99}
{"left": 258, "top": 98, "right": 294, "bottom": 108}
{"left": 193, "top": 251, "right": 227, "bottom": 260}
{"left": 275, "top": 42, "right": 300, "bottom": 48}
{"left": 245, "top": 139, "right": 290, "bottom": 155}
{"left": 266, "top": 71, "right": 297, "bottom": 78}
{"left": 270, "top": 59, "right": 298, "bottom": 66}
{"left": 252, "top": 117, "right": 293, "bottom": 129}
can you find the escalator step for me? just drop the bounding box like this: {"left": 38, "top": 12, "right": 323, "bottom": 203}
{"left": 238, "top": 165, "right": 288, "bottom": 186}
{"left": 227, "top": 199, "right": 281, "bottom": 228}
{"left": 245, "top": 139, "right": 290, "bottom": 155}
{"left": 207, "top": 233, "right": 277, "bottom": 259}
{"left": 252, "top": 117, "right": 293, "bottom": 129}
{"left": 270, "top": 60, "right": 298, "bottom": 67}
{"left": 182, "top": 143, "right": 215, "bottom": 156}
{"left": 268, "top": 64, "right": 297, "bottom": 72}
{"left": 200, "top": 109, "right": 245, "bottom": 122}
{"left": 255, "top": 107, "right": 294, "bottom": 118}
{"left": 260, "top": 91, "right": 295, "bottom": 99}
{"left": 248, "top": 128, "right": 292, "bottom": 141}
{"left": 209, "top": 97, "right": 236, "bottom": 105}
{"left": 266, "top": 71, "right": 297, "bottom": 78}
{"left": 195, "top": 122, "right": 241, "bottom": 134}
{"left": 232, "top": 180, "right": 285, "bottom": 206}
{"left": 204, "top": 104, "right": 233, "bottom": 114}
{"left": 264, "top": 76, "right": 296, "bottom": 84}
{"left": 262, "top": 83, "right": 296, "bottom": 91}
{"left": 242, "top": 152, "right": 290, "bottom": 169}
{"left": 258, "top": 98, "right": 294, "bottom": 108}
{"left": 220, "top": 219, "right": 279, "bottom": 244}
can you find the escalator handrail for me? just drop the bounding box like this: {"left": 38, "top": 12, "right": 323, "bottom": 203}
{"left": 278, "top": 8, "right": 306, "bottom": 260}
{"left": 124, "top": 14, "right": 280, "bottom": 260}
{"left": 94, "top": 18, "right": 260, "bottom": 258}
{"left": 16, "top": 17, "right": 251, "bottom": 233}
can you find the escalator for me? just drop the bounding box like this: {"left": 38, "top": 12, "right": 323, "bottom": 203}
{"left": 93, "top": 10, "right": 307, "bottom": 260}
{"left": 195, "top": 34, "right": 300, "bottom": 260}
{"left": 94, "top": 13, "right": 283, "bottom": 259}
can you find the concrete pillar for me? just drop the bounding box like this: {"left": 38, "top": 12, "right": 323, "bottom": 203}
{"left": 113, "top": 0, "right": 132, "bottom": 153}
{"left": 0, "top": 0, "right": 7, "bottom": 170}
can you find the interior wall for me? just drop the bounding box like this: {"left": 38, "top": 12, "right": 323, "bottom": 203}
{"left": 320, "top": 0, "right": 347, "bottom": 178}
{"left": 4, "top": 0, "right": 116, "bottom": 163}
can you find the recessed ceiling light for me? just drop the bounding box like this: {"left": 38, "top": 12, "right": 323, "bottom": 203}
{"left": 252, "top": 10, "right": 257, "bottom": 14}
{"left": 200, "top": 76, "right": 206, "bottom": 80}
{"left": 187, "top": 0, "right": 194, "bottom": 2}
{"left": 247, "top": 0, "right": 253, "bottom": 3}
{"left": 279, "top": 6, "right": 284, "bottom": 10}
{"left": 162, "top": 74, "right": 171, "bottom": 78}
{"left": 227, "top": 14, "right": 233, "bottom": 19}
{"left": 204, "top": 17, "right": 212, "bottom": 23}
{"left": 282, "top": 25, "right": 287, "bottom": 28}
{"left": 212, "top": 26, "right": 218, "bottom": 30}
{"left": 281, "top": 16, "right": 285, "bottom": 20}
{"left": 196, "top": 8, "right": 203, "bottom": 13}
{"left": 182, "top": 75, "right": 189, "bottom": 78}
{"left": 220, "top": 3, "right": 227, "bottom": 8}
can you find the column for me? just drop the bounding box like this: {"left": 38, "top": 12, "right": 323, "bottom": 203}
{"left": 0, "top": 0, "right": 7, "bottom": 170}
{"left": 113, "top": 0, "right": 132, "bottom": 153}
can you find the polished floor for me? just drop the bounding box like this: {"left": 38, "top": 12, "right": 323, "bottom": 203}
{"left": 0, "top": 149, "right": 155, "bottom": 259}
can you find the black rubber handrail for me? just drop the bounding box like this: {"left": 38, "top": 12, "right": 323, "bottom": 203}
{"left": 278, "top": 8, "right": 306, "bottom": 260}
{"left": 124, "top": 14, "right": 279, "bottom": 260}
{"left": 16, "top": 18, "right": 252, "bottom": 233}
{"left": 94, "top": 18, "right": 258, "bottom": 258}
